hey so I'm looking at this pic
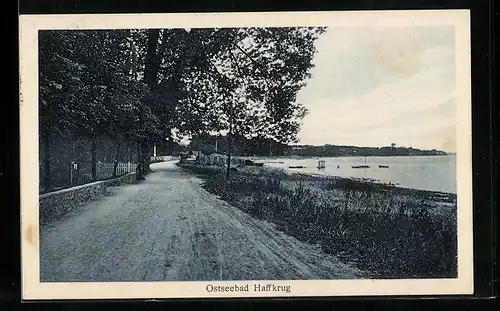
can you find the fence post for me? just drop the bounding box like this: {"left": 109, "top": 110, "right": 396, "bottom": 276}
{"left": 128, "top": 161, "right": 131, "bottom": 173}
{"left": 69, "top": 162, "right": 73, "bottom": 186}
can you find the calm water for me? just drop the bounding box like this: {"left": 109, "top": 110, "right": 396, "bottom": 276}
{"left": 252, "top": 155, "right": 456, "bottom": 194}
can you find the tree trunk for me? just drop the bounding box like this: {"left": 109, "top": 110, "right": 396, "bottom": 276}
{"left": 226, "top": 101, "right": 234, "bottom": 180}
{"left": 143, "top": 29, "right": 161, "bottom": 90}
{"left": 226, "top": 134, "right": 231, "bottom": 180}
{"left": 141, "top": 140, "right": 151, "bottom": 174}
{"left": 113, "top": 139, "right": 121, "bottom": 177}
{"left": 42, "top": 129, "right": 52, "bottom": 192}
{"left": 138, "top": 29, "right": 161, "bottom": 177}
{"left": 91, "top": 137, "right": 97, "bottom": 180}
{"left": 166, "top": 131, "right": 174, "bottom": 155}
{"left": 136, "top": 140, "right": 145, "bottom": 180}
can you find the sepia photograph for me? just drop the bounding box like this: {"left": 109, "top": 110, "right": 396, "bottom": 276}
{"left": 20, "top": 10, "right": 473, "bottom": 299}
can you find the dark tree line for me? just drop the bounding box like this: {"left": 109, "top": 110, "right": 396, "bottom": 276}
{"left": 286, "top": 144, "right": 448, "bottom": 157}
{"left": 39, "top": 27, "right": 325, "bottom": 190}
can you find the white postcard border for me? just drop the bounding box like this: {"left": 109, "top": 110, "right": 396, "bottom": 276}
{"left": 19, "top": 10, "right": 473, "bottom": 300}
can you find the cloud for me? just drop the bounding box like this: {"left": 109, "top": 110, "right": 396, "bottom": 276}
{"left": 297, "top": 26, "right": 456, "bottom": 152}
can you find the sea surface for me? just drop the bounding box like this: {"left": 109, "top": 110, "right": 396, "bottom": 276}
{"left": 249, "top": 155, "right": 457, "bottom": 194}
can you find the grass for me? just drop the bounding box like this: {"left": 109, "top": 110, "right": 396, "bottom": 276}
{"left": 179, "top": 163, "right": 458, "bottom": 279}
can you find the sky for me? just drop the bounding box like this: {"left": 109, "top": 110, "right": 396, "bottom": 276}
{"left": 296, "top": 26, "right": 456, "bottom": 152}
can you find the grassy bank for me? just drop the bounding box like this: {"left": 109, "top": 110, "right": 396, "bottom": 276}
{"left": 179, "top": 163, "right": 457, "bottom": 279}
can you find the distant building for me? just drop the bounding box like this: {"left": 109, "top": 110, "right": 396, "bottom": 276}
{"left": 391, "top": 143, "right": 396, "bottom": 148}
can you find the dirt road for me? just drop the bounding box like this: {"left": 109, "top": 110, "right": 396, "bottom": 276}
{"left": 40, "top": 161, "right": 362, "bottom": 282}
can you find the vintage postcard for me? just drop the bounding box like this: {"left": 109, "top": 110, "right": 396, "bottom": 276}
{"left": 19, "top": 10, "right": 473, "bottom": 300}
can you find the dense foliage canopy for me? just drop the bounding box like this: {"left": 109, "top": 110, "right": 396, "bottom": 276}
{"left": 39, "top": 27, "right": 326, "bottom": 182}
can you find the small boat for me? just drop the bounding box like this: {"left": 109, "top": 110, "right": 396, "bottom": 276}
{"left": 289, "top": 165, "right": 304, "bottom": 169}
{"left": 352, "top": 156, "right": 369, "bottom": 169}
{"left": 378, "top": 165, "right": 389, "bottom": 168}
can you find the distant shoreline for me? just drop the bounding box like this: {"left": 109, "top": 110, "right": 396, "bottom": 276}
{"left": 245, "top": 154, "right": 453, "bottom": 159}
{"left": 282, "top": 144, "right": 449, "bottom": 158}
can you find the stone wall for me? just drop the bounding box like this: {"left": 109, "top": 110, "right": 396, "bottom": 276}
{"left": 39, "top": 172, "right": 137, "bottom": 225}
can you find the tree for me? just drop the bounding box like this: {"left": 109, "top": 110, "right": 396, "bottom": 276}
{"left": 38, "top": 26, "right": 326, "bottom": 189}
{"left": 39, "top": 30, "right": 101, "bottom": 189}
{"left": 163, "top": 27, "right": 325, "bottom": 178}
{"left": 39, "top": 29, "right": 151, "bottom": 186}
{"left": 230, "top": 27, "right": 325, "bottom": 143}
{"left": 39, "top": 31, "right": 75, "bottom": 191}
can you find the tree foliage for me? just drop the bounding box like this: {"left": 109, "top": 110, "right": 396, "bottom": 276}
{"left": 39, "top": 30, "right": 151, "bottom": 140}
{"left": 39, "top": 26, "right": 326, "bottom": 183}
